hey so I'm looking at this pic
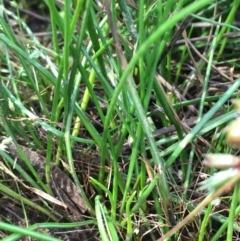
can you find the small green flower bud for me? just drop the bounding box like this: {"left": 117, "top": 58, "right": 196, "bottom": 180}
{"left": 199, "top": 168, "right": 238, "bottom": 192}
{"left": 225, "top": 118, "right": 240, "bottom": 148}
{"left": 232, "top": 99, "right": 240, "bottom": 111}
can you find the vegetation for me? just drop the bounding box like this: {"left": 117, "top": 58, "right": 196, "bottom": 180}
{"left": 0, "top": 0, "right": 240, "bottom": 240}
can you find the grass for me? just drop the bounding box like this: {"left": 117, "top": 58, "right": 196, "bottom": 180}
{"left": 0, "top": 0, "right": 240, "bottom": 240}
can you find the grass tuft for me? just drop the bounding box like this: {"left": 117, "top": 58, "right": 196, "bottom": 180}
{"left": 0, "top": 0, "right": 240, "bottom": 240}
